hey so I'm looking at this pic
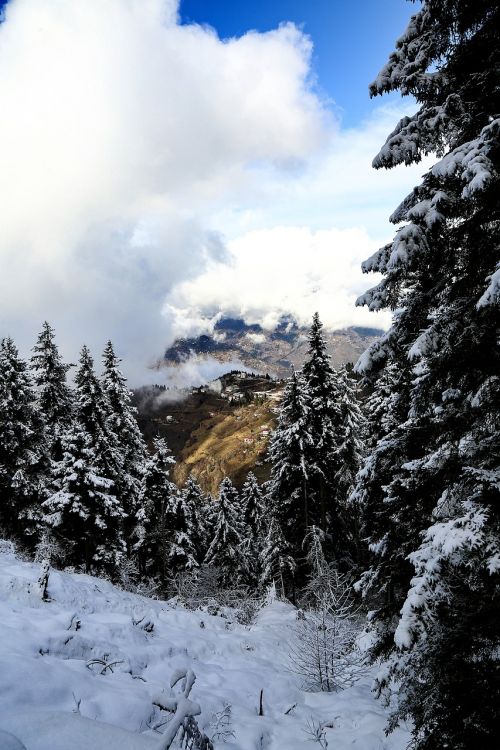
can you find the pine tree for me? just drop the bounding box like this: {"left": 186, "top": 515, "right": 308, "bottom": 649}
{"left": 181, "top": 474, "right": 207, "bottom": 563}
{"left": 0, "top": 337, "right": 47, "bottom": 540}
{"left": 42, "top": 420, "right": 124, "bottom": 573}
{"left": 204, "top": 477, "right": 247, "bottom": 586}
{"left": 302, "top": 313, "right": 340, "bottom": 532}
{"left": 259, "top": 513, "right": 295, "bottom": 597}
{"left": 30, "top": 322, "right": 73, "bottom": 458}
{"left": 267, "top": 370, "right": 314, "bottom": 569}
{"left": 101, "top": 341, "right": 146, "bottom": 548}
{"left": 240, "top": 471, "right": 265, "bottom": 583}
{"left": 363, "top": 360, "right": 403, "bottom": 449}
{"left": 333, "top": 366, "right": 365, "bottom": 501}
{"left": 333, "top": 366, "right": 366, "bottom": 564}
{"left": 356, "top": 2, "right": 500, "bottom": 746}
{"left": 165, "top": 491, "right": 198, "bottom": 574}
{"left": 74, "top": 345, "right": 121, "bottom": 483}
{"left": 242, "top": 472, "right": 264, "bottom": 539}
{"left": 135, "top": 437, "right": 177, "bottom": 581}
{"left": 349, "top": 358, "right": 410, "bottom": 578}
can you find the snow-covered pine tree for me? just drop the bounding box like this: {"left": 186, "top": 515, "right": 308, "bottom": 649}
{"left": 355, "top": 1, "right": 500, "bottom": 746}
{"left": 335, "top": 367, "right": 365, "bottom": 491}
{"left": 135, "top": 437, "right": 177, "bottom": 581}
{"left": 101, "top": 341, "right": 146, "bottom": 548}
{"left": 165, "top": 491, "right": 198, "bottom": 575}
{"left": 302, "top": 313, "right": 340, "bottom": 533}
{"left": 0, "top": 337, "right": 47, "bottom": 541}
{"left": 42, "top": 420, "right": 124, "bottom": 573}
{"left": 181, "top": 474, "right": 207, "bottom": 563}
{"left": 267, "top": 370, "right": 313, "bottom": 570}
{"left": 30, "top": 322, "right": 73, "bottom": 458}
{"left": 259, "top": 513, "right": 295, "bottom": 597}
{"left": 240, "top": 471, "right": 265, "bottom": 584}
{"left": 74, "top": 345, "right": 121, "bottom": 483}
{"left": 204, "top": 477, "right": 248, "bottom": 587}
{"left": 363, "top": 360, "right": 403, "bottom": 449}
{"left": 333, "top": 365, "right": 366, "bottom": 565}
{"left": 242, "top": 471, "right": 264, "bottom": 539}
{"left": 348, "top": 357, "right": 410, "bottom": 579}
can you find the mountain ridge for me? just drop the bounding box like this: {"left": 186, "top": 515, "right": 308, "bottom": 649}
{"left": 164, "top": 315, "right": 383, "bottom": 379}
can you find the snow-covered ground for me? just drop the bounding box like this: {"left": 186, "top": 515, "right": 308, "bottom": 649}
{"left": 0, "top": 548, "right": 410, "bottom": 749}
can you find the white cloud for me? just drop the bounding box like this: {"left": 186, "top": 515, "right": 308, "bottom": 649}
{"left": 0, "top": 0, "right": 327, "bottom": 382}
{"left": 165, "top": 105, "right": 435, "bottom": 343}
{"left": 0, "top": 0, "right": 432, "bottom": 385}
{"left": 165, "top": 225, "right": 392, "bottom": 334}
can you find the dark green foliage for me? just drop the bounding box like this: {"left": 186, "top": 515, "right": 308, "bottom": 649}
{"left": 0, "top": 337, "right": 47, "bottom": 540}
{"left": 204, "top": 477, "right": 247, "bottom": 586}
{"left": 355, "top": 1, "right": 500, "bottom": 746}
{"left": 31, "top": 322, "right": 73, "bottom": 459}
{"left": 43, "top": 421, "right": 124, "bottom": 574}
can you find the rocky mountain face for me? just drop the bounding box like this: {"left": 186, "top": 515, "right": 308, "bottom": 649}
{"left": 134, "top": 372, "right": 282, "bottom": 495}
{"left": 135, "top": 318, "right": 382, "bottom": 495}
{"left": 164, "top": 316, "right": 383, "bottom": 379}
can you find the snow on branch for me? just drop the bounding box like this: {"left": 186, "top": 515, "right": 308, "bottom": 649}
{"left": 152, "top": 668, "right": 213, "bottom": 750}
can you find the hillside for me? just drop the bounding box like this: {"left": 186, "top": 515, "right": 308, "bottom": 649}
{"left": 164, "top": 317, "right": 382, "bottom": 379}
{"left": 0, "top": 546, "right": 410, "bottom": 750}
{"left": 135, "top": 372, "right": 282, "bottom": 495}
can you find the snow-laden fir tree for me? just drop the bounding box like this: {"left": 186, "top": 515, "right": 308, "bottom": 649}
{"left": 301, "top": 313, "right": 340, "bottom": 533}
{"left": 164, "top": 490, "right": 198, "bottom": 575}
{"left": 42, "top": 420, "right": 124, "bottom": 573}
{"left": 363, "top": 360, "right": 403, "bottom": 449}
{"left": 267, "top": 370, "right": 313, "bottom": 570}
{"left": 259, "top": 513, "right": 295, "bottom": 597}
{"left": 204, "top": 477, "right": 247, "bottom": 587}
{"left": 101, "top": 341, "right": 146, "bottom": 547}
{"left": 134, "top": 437, "right": 177, "bottom": 581}
{"left": 30, "top": 322, "right": 73, "bottom": 459}
{"left": 240, "top": 471, "right": 265, "bottom": 583}
{"left": 333, "top": 366, "right": 366, "bottom": 565}
{"left": 0, "top": 337, "right": 47, "bottom": 540}
{"left": 348, "top": 357, "right": 410, "bottom": 579}
{"left": 181, "top": 473, "right": 207, "bottom": 563}
{"left": 355, "top": 1, "right": 500, "bottom": 746}
{"left": 241, "top": 472, "right": 264, "bottom": 539}
{"left": 74, "top": 345, "right": 120, "bottom": 482}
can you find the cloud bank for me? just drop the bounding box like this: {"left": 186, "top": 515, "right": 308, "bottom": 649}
{"left": 0, "top": 0, "right": 327, "bottom": 381}
{"left": 165, "top": 225, "right": 392, "bottom": 334}
{"left": 0, "top": 0, "right": 430, "bottom": 384}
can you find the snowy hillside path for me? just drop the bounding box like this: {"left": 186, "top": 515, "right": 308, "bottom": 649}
{"left": 0, "top": 552, "right": 410, "bottom": 749}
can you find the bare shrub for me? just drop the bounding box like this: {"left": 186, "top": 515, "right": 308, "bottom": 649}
{"left": 290, "top": 527, "right": 366, "bottom": 692}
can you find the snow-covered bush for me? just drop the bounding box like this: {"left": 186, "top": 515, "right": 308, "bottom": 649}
{"left": 170, "top": 565, "right": 263, "bottom": 624}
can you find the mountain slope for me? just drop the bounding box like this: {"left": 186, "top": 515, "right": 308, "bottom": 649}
{"left": 135, "top": 373, "right": 281, "bottom": 494}
{"left": 164, "top": 317, "right": 382, "bottom": 379}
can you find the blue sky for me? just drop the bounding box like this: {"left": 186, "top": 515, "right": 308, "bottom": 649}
{"left": 180, "top": 0, "right": 412, "bottom": 126}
